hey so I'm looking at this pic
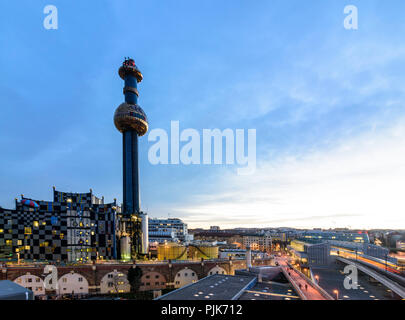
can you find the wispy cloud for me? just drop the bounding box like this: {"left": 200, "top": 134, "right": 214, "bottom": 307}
{"left": 171, "top": 118, "right": 405, "bottom": 229}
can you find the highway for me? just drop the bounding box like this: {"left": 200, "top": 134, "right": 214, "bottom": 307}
{"left": 336, "top": 249, "right": 401, "bottom": 275}
{"left": 337, "top": 256, "right": 405, "bottom": 299}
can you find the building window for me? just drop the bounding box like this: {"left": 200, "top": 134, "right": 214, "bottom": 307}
{"left": 24, "top": 227, "right": 32, "bottom": 235}
{"left": 6, "top": 240, "right": 12, "bottom": 246}
{"left": 78, "top": 277, "right": 83, "bottom": 282}
{"left": 33, "top": 221, "right": 39, "bottom": 228}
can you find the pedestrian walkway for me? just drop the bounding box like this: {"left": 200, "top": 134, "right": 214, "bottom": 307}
{"left": 276, "top": 256, "right": 332, "bottom": 300}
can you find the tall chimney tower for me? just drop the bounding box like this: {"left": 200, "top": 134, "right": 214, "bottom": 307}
{"left": 114, "top": 57, "right": 149, "bottom": 260}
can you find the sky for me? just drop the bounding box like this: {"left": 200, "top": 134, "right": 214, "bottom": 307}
{"left": 1, "top": 0, "right": 405, "bottom": 229}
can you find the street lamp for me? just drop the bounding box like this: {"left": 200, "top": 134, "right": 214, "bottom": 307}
{"left": 314, "top": 275, "right": 319, "bottom": 284}
{"left": 333, "top": 289, "right": 339, "bottom": 300}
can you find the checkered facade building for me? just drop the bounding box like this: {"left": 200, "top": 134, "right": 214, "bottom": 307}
{"left": 0, "top": 188, "right": 117, "bottom": 262}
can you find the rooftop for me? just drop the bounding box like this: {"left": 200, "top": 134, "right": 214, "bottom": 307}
{"left": 0, "top": 280, "right": 33, "bottom": 300}
{"left": 158, "top": 274, "right": 256, "bottom": 300}
{"left": 239, "top": 282, "right": 300, "bottom": 301}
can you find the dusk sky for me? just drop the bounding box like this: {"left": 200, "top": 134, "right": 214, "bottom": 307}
{"left": 1, "top": 0, "right": 405, "bottom": 229}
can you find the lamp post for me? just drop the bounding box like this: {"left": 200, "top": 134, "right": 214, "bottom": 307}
{"left": 314, "top": 275, "right": 319, "bottom": 284}
{"left": 333, "top": 289, "right": 339, "bottom": 300}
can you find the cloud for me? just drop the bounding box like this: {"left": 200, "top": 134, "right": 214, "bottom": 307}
{"left": 172, "top": 118, "right": 405, "bottom": 229}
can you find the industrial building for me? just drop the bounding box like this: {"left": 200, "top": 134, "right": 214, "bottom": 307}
{"left": 288, "top": 240, "right": 332, "bottom": 267}
{"left": 296, "top": 230, "right": 370, "bottom": 244}
{"left": 149, "top": 218, "right": 193, "bottom": 244}
{"left": 0, "top": 188, "right": 117, "bottom": 262}
{"left": 155, "top": 242, "right": 219, "bottom": 261}
{"left": 287, "top": 237, "right": 396, "bottom": 269}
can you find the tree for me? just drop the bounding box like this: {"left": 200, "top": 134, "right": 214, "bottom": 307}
{"left": 127, "top": 265, "right": 143, "bottom": 293}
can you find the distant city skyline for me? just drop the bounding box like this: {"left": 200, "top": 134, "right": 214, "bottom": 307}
{"left": 1, "top": 1, "right": 405, "bottom": 229}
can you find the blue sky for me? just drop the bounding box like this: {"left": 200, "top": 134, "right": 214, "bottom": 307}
{"left": 1, "top": 0, "right": 405, "bottom": 229}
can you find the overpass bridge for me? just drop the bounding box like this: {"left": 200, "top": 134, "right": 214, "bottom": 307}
{"left": 276, "top": 257, "right": 334, "bottom": 300}
{"left": 337, "top": 256, "right": 405, "bottom": 299}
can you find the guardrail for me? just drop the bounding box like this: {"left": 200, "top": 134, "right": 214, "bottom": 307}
{"left": 337, "top": 257, "right": 405, "bottom": 299}
{"left": 280, "top": 267, "right": 307, "bottom": 300}
{"left": 285, "top": 262, "right": 334, "bottom": 300}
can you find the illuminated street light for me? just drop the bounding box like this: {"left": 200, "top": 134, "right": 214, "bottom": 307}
{"left": 333, "top": 289, "right": 339, "bottom": 300}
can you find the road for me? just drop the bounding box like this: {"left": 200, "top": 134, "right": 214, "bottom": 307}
{"left": 275, "top": 256, "right": 331, "bottom": 300}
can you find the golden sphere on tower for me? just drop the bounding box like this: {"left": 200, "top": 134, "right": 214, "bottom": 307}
{"left": 114, "top": 102, "right": 148, "bottom": 136}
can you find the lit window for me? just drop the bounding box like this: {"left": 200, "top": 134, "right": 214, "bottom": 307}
{"left": 24, "top": 227, "right": 32, "bottom": 235}
{"left": 0, "top": 229, "right": 3, "bottom": 233}
{"left": 6, "top": 240, "right": 12, "bottom": 246}
{"left": 17, "top": 240, "right": 22, "bottom": 246}
{"left": 33, "top": 221, "right": 39, "bottom": 228}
